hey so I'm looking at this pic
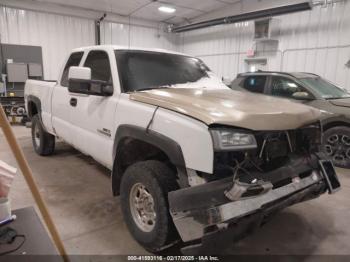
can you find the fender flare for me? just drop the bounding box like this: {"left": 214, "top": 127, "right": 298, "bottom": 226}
{"left": 26, "top": 95, "right": 42, "bottom": 120}
{"left": 321, "top": 115, "right": 350, "bottom": 131}
{"left": 111, "top": 124, "right": 187, "bottom": 195}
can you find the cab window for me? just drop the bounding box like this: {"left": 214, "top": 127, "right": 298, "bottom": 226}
{"left": 84, "top": 50, "right": 112, "bottom": 83}
{"left": 60, "top": 52, "right": 84, "bottom": 87}
{"left": 270, "top": 76, "right": 309, "bottom": 98}
{"left": 241, "top": 76, "right": 267, "bottom": 93}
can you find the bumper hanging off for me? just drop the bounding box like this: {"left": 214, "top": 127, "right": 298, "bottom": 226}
{"left": 168, "top": 156, "right": 339, "bottom": 254}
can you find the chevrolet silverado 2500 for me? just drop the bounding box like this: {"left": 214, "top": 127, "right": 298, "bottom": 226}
{"left": 24, "top": 46, "right": 340, "bottom": 254}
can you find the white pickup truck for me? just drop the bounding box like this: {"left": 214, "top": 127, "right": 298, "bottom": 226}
{"left": 25, "top": 45, "right": 340, "bottom": 254}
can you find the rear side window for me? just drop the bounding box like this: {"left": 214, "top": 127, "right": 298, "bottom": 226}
{"left": 60, "top": 52, "right": 84, "bottom": 87}
{"left": 84, "top": 51, "right": 112, "bottom": 83}
{"left": 241, "top": 76, "right": 267, "bottom": 93}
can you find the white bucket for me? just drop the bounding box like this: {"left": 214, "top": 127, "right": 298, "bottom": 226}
{"left": 0, "top": 198, "right": 11, "bottom": 222}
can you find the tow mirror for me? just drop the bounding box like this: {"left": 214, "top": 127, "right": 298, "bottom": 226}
{"left": 68, "top": 66, "right": 113, "bottom": 96}
{"left": 292, "top": 91, "right": 312, "bottom": 100}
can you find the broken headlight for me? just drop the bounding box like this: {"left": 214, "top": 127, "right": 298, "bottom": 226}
{"left": 211, "top": 129, "right": 257, "bottom": 151}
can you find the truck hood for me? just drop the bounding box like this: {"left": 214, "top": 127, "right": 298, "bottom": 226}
{"left": 130, "top": 88, "right": 321, "bottom": 130}
{"left": 328, "top": 98, "right": 350, "bottom": 108}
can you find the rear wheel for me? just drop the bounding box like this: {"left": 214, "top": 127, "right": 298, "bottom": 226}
{"left": 322, "top": 126, "right": 350, "bottom": 168}
{"left": 120, "top": 160, "right": 179, "bottom": 252}
{"left": 31, "top": 115, "right": 55, "bottom": 156}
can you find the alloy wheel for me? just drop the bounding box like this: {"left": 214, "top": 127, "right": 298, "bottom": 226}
{"left": 324, "top": 133, "right": 350, "bottom": 165}
{"left": 129, "top": 183, "right": 156, "bottom": 232}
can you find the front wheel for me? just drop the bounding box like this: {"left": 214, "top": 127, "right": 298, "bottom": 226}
{"left": 120, "top": 160, "right": 179, "bottom": 252}
{"left": 31, "top": 114, "right": 55, "bottom": 156}
{"left": 322, "top": 126, "right": 350, "bottom": 168}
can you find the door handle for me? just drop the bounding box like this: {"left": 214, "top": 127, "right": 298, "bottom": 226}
{"left": 70, "top": 98, "right": 77, "bottom": 107}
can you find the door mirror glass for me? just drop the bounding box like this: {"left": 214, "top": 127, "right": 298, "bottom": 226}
{"left": 292, "top": 91, "right": 312, "bottom": 100}
{"left": 68, "top": 66, "right": 113, "bottom": 96}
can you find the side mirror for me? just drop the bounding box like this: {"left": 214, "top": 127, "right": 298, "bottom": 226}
{"left": 292, "top": 91, "right": 312, "bottom": 100}
{"left": 68, "top": 66, "right": 113, "bottom": 96}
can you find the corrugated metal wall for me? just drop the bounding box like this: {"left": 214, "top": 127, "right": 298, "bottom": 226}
{"left": 179, "top": 1, "right": 350, "bottom": 89}
{"left": 101, "top": 21, "right": 178, "bottom": 51}
{"left": 0, "top": 6, "right": 179, "bottom": 80}
{"left": 1, "top": 2, "right": 350, "bottom": 87}
{"left": 0, "top": 6, "right": 95, "bottom": 80}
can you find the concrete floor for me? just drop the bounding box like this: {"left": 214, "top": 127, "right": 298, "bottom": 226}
{"left": 1, "top": 125, "right": 350, "bottom": 255}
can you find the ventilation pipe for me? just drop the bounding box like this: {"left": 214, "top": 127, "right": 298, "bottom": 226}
{"left": 171, "top": 2, "right": 313, "bottom": 33}
{"left": 95, "top": 13, "right": 107, "bottom": 45}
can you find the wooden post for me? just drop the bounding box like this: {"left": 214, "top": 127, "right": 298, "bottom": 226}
{"left": 0, "top": 105, "right": 68, "bottom": 262}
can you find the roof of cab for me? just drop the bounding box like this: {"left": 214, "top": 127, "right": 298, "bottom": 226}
{"left": 238, "top": 71, "right": 319, "bottom": 79}
{"left": 71, "top": 45, "right": 187, "bottom": 56}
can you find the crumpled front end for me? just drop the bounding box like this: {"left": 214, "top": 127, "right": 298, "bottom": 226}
{"left": 168, "top": 122, "right": 339, "bottom": 254}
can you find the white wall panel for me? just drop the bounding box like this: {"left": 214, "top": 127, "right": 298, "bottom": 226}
{"left": 101, "top": 21, "right": 179, "bottom": 51}
{"left": 0, "top": 5, "right": 179, "bottom": 80}
{"left": 2, "top": 1, "right": 350, "bottom": 90}
{"left": 0, "top": 6, "right": 95, "bottom": 80}
{"left": 179, "top": 1, "right": 350, "bottom": 90}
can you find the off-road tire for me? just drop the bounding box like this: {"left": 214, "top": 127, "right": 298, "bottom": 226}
{"left": 31, "top": 114, "right": 55, "bottom": 156}
{"left": 322, "top": 126, "right": 350, "bottom": 168}
{"left": 120, "top": 160, "right": 179, "bottom": 253}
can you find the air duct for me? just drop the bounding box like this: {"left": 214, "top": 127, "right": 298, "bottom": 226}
{"left": 171, "top": 2, "right": 312, "bottom": 33}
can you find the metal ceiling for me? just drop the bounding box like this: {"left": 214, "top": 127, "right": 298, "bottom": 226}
{"left": 33, "top": 0, "right": 241, "bottom": 24}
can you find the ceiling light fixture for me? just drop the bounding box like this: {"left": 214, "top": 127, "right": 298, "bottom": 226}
{"left": 158, "top": 6, "right": 176, "bottom": 13}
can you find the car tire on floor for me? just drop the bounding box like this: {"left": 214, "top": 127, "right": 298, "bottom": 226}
{"left": 120, "top": 160, "right": 179, "bottom": 253}
{"left": 31, "top": 114, "right": 55, "bottom": 156}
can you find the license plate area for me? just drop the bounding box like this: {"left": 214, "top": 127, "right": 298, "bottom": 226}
{"left": 319, "top": 160, "right": 341, "bottom": 194}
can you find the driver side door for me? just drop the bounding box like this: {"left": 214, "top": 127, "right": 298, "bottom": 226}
{"left": 266, "top": 76, "right": 314, "bottom": 104}
{"left": 52, "top": 51, "right": 84, "bottom": 145}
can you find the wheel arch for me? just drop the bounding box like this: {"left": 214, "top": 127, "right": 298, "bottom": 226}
{"left": 322, "top": 119, "right": 350, "bottom": 131}
{"left": 27, "top": 95, "right": 42, "bottom": 120}
{"left": 111, "top": 125, "right": 187, "bottom": 196}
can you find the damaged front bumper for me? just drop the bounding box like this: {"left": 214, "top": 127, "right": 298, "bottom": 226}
{"left": 168, "top": 155, "right": 337, "bottom": 254}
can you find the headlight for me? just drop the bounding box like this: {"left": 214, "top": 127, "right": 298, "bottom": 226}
{"left": 210, "top": 129, "right": 257, "bottom": 151}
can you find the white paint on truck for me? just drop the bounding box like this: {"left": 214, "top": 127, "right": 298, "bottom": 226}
{"left": 25, "top": 45, "right": 216, "bottom": 173}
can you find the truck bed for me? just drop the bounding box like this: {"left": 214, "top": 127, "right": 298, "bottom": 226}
{"left": 24, "top": 79, "right": 57, "bottom": 131}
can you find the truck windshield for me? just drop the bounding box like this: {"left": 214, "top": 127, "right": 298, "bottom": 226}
{"left": 115, "top": 50, "right": 210, "bottom": 92}
{"left": 299, "top": 77, "right": 350, "bottom": 99}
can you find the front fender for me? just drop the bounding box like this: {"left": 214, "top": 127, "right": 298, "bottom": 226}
{"left": 113, "top": 124, "right": 186, "bottom": 168}
{"left": 151, "top": 108, "right": 214, "bottom": 174}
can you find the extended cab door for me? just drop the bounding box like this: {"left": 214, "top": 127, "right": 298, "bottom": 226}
{"left": 69, "top": 50, "right": 118, "bottom": 169}
{"left": 52, "top": 51, "right": 84, "bottom": 144}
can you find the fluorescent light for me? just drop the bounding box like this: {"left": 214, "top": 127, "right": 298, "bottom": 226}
{"left": 158, "top": 6, "right": 176, "bottom": 13}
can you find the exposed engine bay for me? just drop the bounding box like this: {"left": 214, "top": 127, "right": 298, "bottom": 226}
{"left": 214, "top": 123, "right": 321, "bottom": 177}
{"left": 209, "top": 122, "right": 322, "bottom": 196}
